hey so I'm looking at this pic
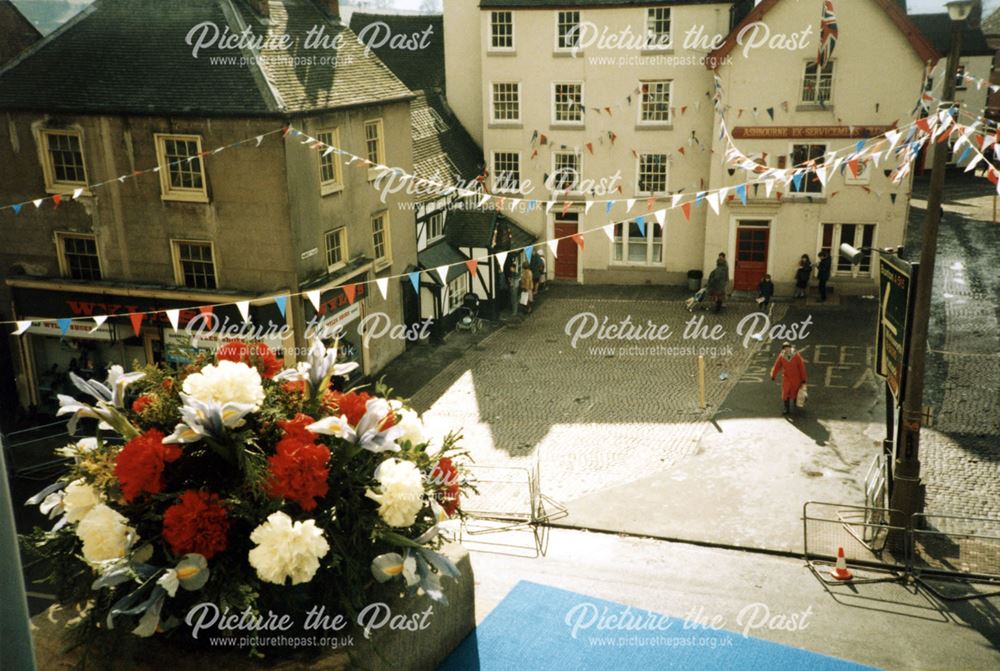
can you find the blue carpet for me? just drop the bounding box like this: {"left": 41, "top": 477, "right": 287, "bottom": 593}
{"left": 439, "top": 581, "right": 879, "bottom": 671}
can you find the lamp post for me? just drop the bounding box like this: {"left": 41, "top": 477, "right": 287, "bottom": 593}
{"left": 890, "top": 0, "right": 974, "bottom": 528}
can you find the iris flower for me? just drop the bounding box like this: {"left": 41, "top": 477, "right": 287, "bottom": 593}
{"left": 163, "top": 394, "right": 256, "bottom": 444}
{"left": 274, "top": 338, "right": 358, "bottom": 396}
{"left": 57, "top": 366, "right": 144, "bottom": 437}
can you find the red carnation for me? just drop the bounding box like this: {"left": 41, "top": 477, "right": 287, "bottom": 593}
{"left": 430, "top": 458, "right": 461, "bottom": 516}
{"left": 216, "top": 340, "right": 283, "bottom": 379}
{"left": 162, "top": 490, "right": 230, "bottom": 560}
{"left": 114, "top": 429, "right": 181, "bottom": 502}
{"left": 322, "top": 390, "right": 396, "bottom": 428}
{"left": 131, "top": 394, "right": 153, "bottom": 414}
{"left": 266, "top": 422, "right": 330, "bottom": 511}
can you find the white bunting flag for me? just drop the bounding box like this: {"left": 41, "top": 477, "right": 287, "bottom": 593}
{"left": 764, "top": 179, "right": 775, "bottom": 198}
{"left": 436, "top": 266, "right": 449, "bottom": 284}
{"left": 545, "top": 201, "right": 556, "bottom": 214}
{"left": 89, "top": 315, "right": 108, "bottom": 333}
{"left": 323, "top": 146, "right": 335, "bottom": 157}
{"left": 965, "top": 154, "right": 983, "bottom": 173}
{"left": 13, "top": 320, "right": 31, "bottom": 335}
{"left": 602, "top": 224, "right": 615, "bottom": 241}
{"left": 671, "top": 193, "right": 683, "bottom": 209}
{"left": 165, "top": 309, "right": 180, "bottom": 332}
{"left": 72, "top": 188, "right": 83, "bottom": 200}
{"left": 706, "top": 192, "right": 719, "bottom": 214}
{"left": 718, "top": 187, "right": 729, "bottom": 202}
{"left": 375, "top": 277, "right": 389, "bottom": 300}
{"left": 885, "top": 129, "right": 901, "bottom": 152}
{"left": 478, "top": 194, "right": 491, "bottom": 208}
{"left": 626, "top": 199, "right": 636, "bottom": 213}
{"left": 495, "top": 251, "right": 508, "bottom": 270}
{"left": 33, "top": 199, "right": 42, "bottom": 208}
{"left": 585, "top": 201, "right": 595, "bottom": 215}
{"left": 547, "top": 239, "right": 559, "bottom": 257}
{"left": 654, "top": 210, "right": 666, "bottom": 228}
{"left": 307, "top": 290, "right": 321, "bottom": 312}
{"left": 255, "top": 135, "right": 264, "bottom": 147}
{"left": 815, "top": 165, "right": 829, "bottom": 187}
{"left": 237, "top": 300, "right": 251, "bottom": 321}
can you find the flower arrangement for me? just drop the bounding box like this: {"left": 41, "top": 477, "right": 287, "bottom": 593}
{"left": 24, "top": 339, "right": 466, "bottom": 650}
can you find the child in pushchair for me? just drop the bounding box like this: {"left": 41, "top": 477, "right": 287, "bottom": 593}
{"left": 685, "top": 287, "right": 708, "bottom": 312}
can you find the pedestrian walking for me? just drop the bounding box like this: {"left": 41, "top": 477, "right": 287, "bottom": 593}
{"left": 706, "top": 257, "right": 729, "bottom": 313}
{"left": 504, "top": 256, "right": 519, "bottom": 314}
{"left": 756, "top": 274, "right": 774, "bottom": 311}
{"left": 770, "top": 341, "right": 807, "bottom": 415}
{"left": 531, "top": 252, "right": 546, "bottom": 293}
{"left": 519, "top": 263, "right": 535, "bottom": 314}
{"left": 817, "top": 250, "right": 832, "bottom": 302}
{"left": 794, "top": 254, "right": 812, "bottom": 298}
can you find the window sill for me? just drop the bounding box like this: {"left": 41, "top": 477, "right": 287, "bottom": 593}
{"left": 327, "top": 262, "right": 347, "bottom": 273}
{"left": 161, "top": 191, "right": 209, "bottom": 204}
{"left": 608, "top": 261, "right": 666, "bottom": 269}
{"left": 549, "top": 191, "right": 587, "bottom": 201}
{"left": 795, "top": 104, "right": 833, "bottom": 112}
{"left": 640, "top": 47, "right": 674, "bottom": 56}
{"left": 487, "top": 49, "right": 517, "bottom": 57}
{"left": 552, "top": 50, "right": 584, "bottom": 58}
{"left": 374, "top": 259, "right": 393, "bottom": 273}
{"left": 549, "top": 123, "right": 585, "bottom": 131}
{"left": 784, "top": 193, "right": 826, "bottom": 203}
{"left": 45, "top": 185, "right": 92, "bottom": 197}
{"left": 488, "top": 122, "right": 523, "bottom": 130}
{"left": 635, "top": 123, "right": 673, "bottom": 131}
{"left": 321, "top": 183, "right": 344, "bottom": 197}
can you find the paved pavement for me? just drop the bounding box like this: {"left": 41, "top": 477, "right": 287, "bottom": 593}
{"left": 907, "top": 173, "right": 1000, "bottom": 520}
{"left": 468, "top": 527, "right": 1000, "bottom": 671}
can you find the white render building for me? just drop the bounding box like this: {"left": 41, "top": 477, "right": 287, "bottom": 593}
{"left": 443, "top": 0, "right": 940, "bottom": 294}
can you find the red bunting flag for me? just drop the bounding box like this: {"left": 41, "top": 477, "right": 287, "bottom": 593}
{"left": 681, "top": 202, "right": 692, "bottom": 221}
{"left": 847, "top": 159, "right": 860, "bottom": 178}
{"left": 678, "top": 147, "right": 686, "bottom": 156}
{"left": 776, "top": 192, "right": 785, "bottom": 201}
{"left": 466, "top": 259, "right": 478, "bottom": 276}
{"left": 609, "top": 132, "right": 617, "bottom": 144}
{"left": 132, "top": 170, "right": 143, "bottom": 177}
{"left": 646, "top": 197, "right": 655, "bottom": 212}
{"left": 617, "top": 185, "right": 623, "bottom": 194}
{"left": 343, "top": 284, "right": 357, "bottom": 305}
{"left": 52, "top": 194, "right": 62, "bottom": 208}
{"left": 282, "top": 126, "right": 291, "bottom": 137}
{"left": 681, "top": 106, "right": 687, "bottom": 115}
{"left": 987, "top": 169, "right": 999, "bottom": 185}
{"left": 531, "top": 149, "right": 538, "bottom": 159}
{"left": 915, "top": 118, "right": 932, "bottom": 134}
{"left": 561, "top": 201, "right": 572, "bottom": 215}
{"left": 129, "top": 312, "right": 144, "bottom": 337}
{"left": 571, "top": 233, "right": 585, "bottom": 249}
{"left": 199, "top": 305, "right": 214, "bottom": 317}
{"left": 631, "top": 148, "right": 638, "bottom": 158}
{"left": 586, "top": 143, "right": 594, "bottom": 155}
{"left": 539, "top": 134, "right": 548, "bottom": 145}
{"left": 604, "top": 107, "right": 612, "bottom": 115}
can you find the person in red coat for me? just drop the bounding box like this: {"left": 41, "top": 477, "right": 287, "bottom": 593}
{"left": 771, "top": 341, "right": 807, "bottom": 415}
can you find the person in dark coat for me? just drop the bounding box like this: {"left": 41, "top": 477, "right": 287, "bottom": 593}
{"left": 817, "top": 250, "right": 832, "bottom": 302}
{"left": 756, "top": 274, "right": 774, "bottom": 311}
{"left": 706, "top": 258, "right": 729, "bottom": 313}
{"left": 794, "top": 254, "right": 812, "bottom": 298}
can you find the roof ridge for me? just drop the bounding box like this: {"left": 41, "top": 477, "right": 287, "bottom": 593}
{"left": 0, "top": 0, "right": 98, "bottom": 77}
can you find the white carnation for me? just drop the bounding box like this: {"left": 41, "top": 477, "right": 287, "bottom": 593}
{"left": 63, "top": 479, "right": 103, "bottom": 523}
{"left": 248, "top": 512, "right": 330, "bottom": 585}
{"left": 182, "top": 360, "right": 265, "bottom": 409}
{"left": 395, "top": 409, "right": 425, "bottom": 447}
{"left": 366, "top": 459, "right": 425, "bottom": 528}
{"left": 76, "top": 504, "right": 134, "bottom": 564}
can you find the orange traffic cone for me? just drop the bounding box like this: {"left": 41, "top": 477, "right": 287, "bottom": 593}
{"left": 830, "top": 547, "right": 853, "bottom": 581}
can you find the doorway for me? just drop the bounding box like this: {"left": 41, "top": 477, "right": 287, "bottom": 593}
{"left": 734, "top": 220, "right": 770, "bottom": 290}
{"left": 553, "top": 213, "right": 579, "bottom": 281}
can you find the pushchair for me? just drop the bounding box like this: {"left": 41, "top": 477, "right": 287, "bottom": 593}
{"left": 685, "top": 287, "right": 708, "bottom": 312}
{"left": 456, "top": 292, "right": 483, "bottom": 333}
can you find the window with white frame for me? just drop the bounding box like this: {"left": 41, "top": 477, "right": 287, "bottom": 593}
{"left": 552, "top": 82, "right": 584, "bottom": 125}
{"left": 317, "top": 129, "right": 343, "bottom": 194}
{"left": 156, "top": 134, "right": 208, "bottom": 202}
{"left": 426, "top": 211, "right": 445, "bottom": 242}
{"left": 492, "top": 151, "right": 521, "bottom": 192}
{"left": 325, "top": 227, "right": 347, "bottom": 271}
{"left": 638, "top": 80, "right": 671, "bottom": 124}
{"left": 801, "top": 61, "right": 834, "bottom": 104}
{"left": 490, "top": 11, "right": 514, "bottom": 50}
{"left": 551, "top": 151, "right": 581, "bottom": 192}
{"left": 491, "top": 82, "right": 521, "bottom": 123}
{"left": 637, "top": 153, "right": 668, "bottom": 194}
{"left": 446, "top": 273, "right": 469, "bottom": 312}
{"left": 555, "top": 10, "right": 581, "bottom": 50}
{"left": 40, "top": 130, "right": 88, "bottom": 193}
{"left": 371, "top": 212, "right": 392, "bottom": 269}
{"left": 364, "top": 119, "right": 385, "bottom": 165}
{"left": 821, "top": 223, "right": 876, "bottom": 274}
{"left": 645, "top": 8, "right": 671, "bottom": 49}
{"left": 790, "top": 143, "right": 826, "bottom": 194}
{"left": 613, "top": 221, "right": 663, "bottom": 265}
{"left": 56, "top": 232, "right": 101, "bottom": 280}
{"left": 172, "top": 240, "right": 217, "bottom": 289}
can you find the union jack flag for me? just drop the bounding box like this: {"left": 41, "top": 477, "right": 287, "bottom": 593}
{"left": 816, "top": 0, "right": 838, "bottom": 69}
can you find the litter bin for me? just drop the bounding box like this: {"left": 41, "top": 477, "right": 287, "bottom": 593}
{"left": 687, "top": 269, "right": 703, "bottom": 292}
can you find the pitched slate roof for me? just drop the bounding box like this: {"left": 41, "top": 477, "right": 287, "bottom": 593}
{"left": 909, "top": 13, "right": 994, "bottom": 57}
{"left": 418, "top": 240, "right": 468, "bottom": 283}
{"left": 410, "top": 91, "right": 484, "bottom": 201}
{"left": 984, "top": 7, "right": 1000, "bottom": 37}
{"left": 445, "top": 209, "right": 536, "bottom": 249}
{"left": 480, "top": 0, "right": 718, "bottom": 7}
{"left": 0, "top": 0, "right": 412, "bottom": 117}
{"left": 706, "top": 0, "right": 938, "bottom": 69}
{"left": 348, "top": 12, "right": 443, "bottom": 93}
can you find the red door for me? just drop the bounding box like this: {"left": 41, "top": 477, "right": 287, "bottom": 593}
{"left": 554, "top": 218, "right": 578, "bottom": 281}
{"left": 734, "top": 224, "right": 770, "bottom": 290}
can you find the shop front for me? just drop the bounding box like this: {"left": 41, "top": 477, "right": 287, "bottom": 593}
{"left": 301, "top": 273, "right": 369, "bottom": 384}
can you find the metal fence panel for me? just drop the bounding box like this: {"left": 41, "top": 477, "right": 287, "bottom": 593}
{"left": 803, "top": 501, "right": 908, "bottom": 569}
{"left": 910, "top": 513, "right": 1000, "bottom": 580}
